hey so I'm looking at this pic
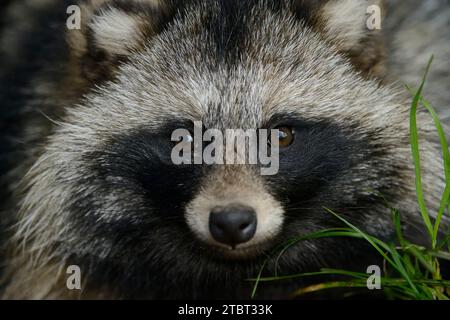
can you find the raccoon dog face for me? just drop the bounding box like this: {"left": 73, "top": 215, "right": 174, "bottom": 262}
{"left": 11, "top": 0, "right": 442, "bottom": 298}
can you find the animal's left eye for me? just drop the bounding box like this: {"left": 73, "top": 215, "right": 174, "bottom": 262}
{"left": 275, "top": 126, "right": 295, "bottom": 148}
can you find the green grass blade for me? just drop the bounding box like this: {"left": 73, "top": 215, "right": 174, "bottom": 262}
{"left": 420, "top": 98, "right": 450, "bottom": 212}
{"left": 408, "top": 94, "right": 450, "bottom": 247}
{"left": 249, "top": 268, "right": 369, "bottom": 282}
{"left": 272, "top": 228, "right": 363, "bottom": 276}
{"left": 250, "top": 259, "right": 268, "bottom": 299}
{"left": 409, "top": 57, "right": 435, "bottom": 239}
{"left": 323, "top": 207, "right": 420, "bottom": 294}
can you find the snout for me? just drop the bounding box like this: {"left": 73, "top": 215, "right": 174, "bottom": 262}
{"left": 209, "top": 204, "right": 257, "bottom": 248}
{"left": 185, "top": 180, "right": 284, "bottom": 258}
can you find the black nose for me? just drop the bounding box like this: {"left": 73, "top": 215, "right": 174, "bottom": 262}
{"left": 209, "top": 204, "right": 257, "bottom": 248}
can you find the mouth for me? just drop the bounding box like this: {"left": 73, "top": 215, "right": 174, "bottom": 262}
{"left": 206, "top": 241, "right": 273, "bottom": 260}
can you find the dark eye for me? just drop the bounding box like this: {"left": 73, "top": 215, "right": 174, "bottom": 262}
{"left": 275, "top": 126, "right": 295, "bottom": 148}
{"left": 182, "top": 133, "right": 194, "bottom": 143}
{"left": 173, "top": 131, "right": 193, "bottom": 144}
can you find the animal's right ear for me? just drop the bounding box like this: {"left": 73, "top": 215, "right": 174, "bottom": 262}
{"left": 67, "top": 0, "right": 171, "bottom": 82}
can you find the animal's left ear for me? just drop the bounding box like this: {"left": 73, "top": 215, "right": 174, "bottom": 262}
{"left": 67, "top": 0, "right": 172, "bottom": 82}
{"left": 301, "top": 0, "right": 386, "bottom": 78}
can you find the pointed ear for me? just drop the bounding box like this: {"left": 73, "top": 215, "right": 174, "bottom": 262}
{"left": 301, "top": 0, "right": 386, "bottom": 78}
{"left": 67, "top": 0, "right": 170, "bottom": 81}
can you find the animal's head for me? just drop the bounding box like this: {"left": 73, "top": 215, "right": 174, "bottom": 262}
{"left": 11, "top": 0, "right": 443, "bottom": 298}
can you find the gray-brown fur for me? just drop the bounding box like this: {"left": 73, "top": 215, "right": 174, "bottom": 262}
{"left": 0, "top": 0, "right": 449, "bottom": 299}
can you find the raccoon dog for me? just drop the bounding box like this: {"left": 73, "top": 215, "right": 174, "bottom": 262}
{"left": 0, "top": 0, "right": 449, "bottom": 299}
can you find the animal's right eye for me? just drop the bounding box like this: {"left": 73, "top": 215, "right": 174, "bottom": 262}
{"left": 273, "top": 126, "right": 295, "bottom": 148}
{"left": 178, "top": 133, "right": 193, "bottom": 144}
{"left": 171, "top": 129, "right": 194, "bottom": 145}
